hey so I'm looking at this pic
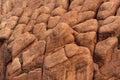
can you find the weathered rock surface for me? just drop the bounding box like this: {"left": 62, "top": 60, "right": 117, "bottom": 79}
{"left": 0, "top": 0, "right": 120, "bottom": 80}
{"left": 22, "top": 40, "right": 46, "bottom": 70}
{"left": 98, "top": 16, "right": 120, "bottom": 41}
{"left": 94, "top": 37, "right": 118, "bottom": 67}
{"left": 0, "top": 44, "right": 5, "bottom": 80}
{"left": 73, "top": 19, "right": 98, "bottom": 33}
{"left": 6, "top": 58, "right": 21, "bottom": 80}
{"left": 44, "top": 45, "right": 93, "bottom": 80}
{"left": 46, "top": 22, "right": 74, "bottom": 53}
{"left": 0, "top": 27, "right": 12, "bottom": 40}
{"left": 9, "top": 32, "right": 36, "bottom": 58}
{"left": 75, "top": 31, "right": 97, "bottom": 54}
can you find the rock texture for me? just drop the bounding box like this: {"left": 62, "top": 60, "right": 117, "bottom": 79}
{"left": 0, "top": 0, "right": 120, "bottom": 80}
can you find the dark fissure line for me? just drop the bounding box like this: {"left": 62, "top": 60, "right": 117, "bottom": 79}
{"left": 0, "top": 40, "right": 11, "bottom": 80}
{"left": 0, "top": 42, "right": 5, "bottom": 80}
{"left": 115, "top": 5, "right": 120, "bottom": 16}
{"left": 41, "top": 40, "right": 47, "bottom": 80}
{"left": 3, "top": 42, "right": 12, "bottom": 80}
{"left": 67, "top": 0, "right": 72, "bottom": 11}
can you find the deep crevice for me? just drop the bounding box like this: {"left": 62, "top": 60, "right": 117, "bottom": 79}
{"left": 41, "top": 40, "right": 47, "bottom": 80}
{"left": 67, "top": 0, "right": 72, "bottom": 11}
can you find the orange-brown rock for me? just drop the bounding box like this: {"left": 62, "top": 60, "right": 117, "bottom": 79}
{"left": 117, "top": 7, "right": 120, "bottom": 16}
{"left": 12, "top": 68, "right": 42, "bottom": 80}
{"left": 98, "top": 16, "right": 120, "bottom": 41}
{"left": 97, "top": 0, "right": 120, "bottom": 20}
{"left": 95, "top": 37, "right": 118, "bottom": 67}
{"left": 73, "top": 19, "right": 98, "bottom": 33}
{"left": 0, "top": 27, "right": 12, "bottom": 40}
{"left": 12, "top": 73, "right": 27, "bottom": 80}
{"left": 44, "top": 44, "right": 93, "bottom": 80}
{"left": 33, "top": 23, "right": 47, "bottom": 38}
{"left": 51, "top": 7, "right": 66, "bottom": 16}
{"left": 36, "top": 13, "right": 50, "bottom": 23}
{"left": 24, "top": 20, "right": 36, "bottom": 32}
{"left": 94, "top": 49, "right": 120, "bottom": 80}
{"left": 1, "top": 16, "right": 18, "bottom": 29}
{"left": 48, "top": 16, "right": 61, "bottom": 29}
{"left": 22, "top": 40, "right": 46, "bottom": 70}
{"left": 19, "top": 16, "right": 29, "bottom": 24}
{"left": 6, "top": 58, "right": 21, "bottom": 79}
{"left": 75, "top": 31, "right": 97, "bottom": 54}
{"left": 1, "top": 0, "right": 120, "bottom": 80}
{"left": 64, "top": 43, "right": 79, "bottom": 58}
{"left": 12, "top": 7, "right": 23, "bottom": 17}
{"left": 60, "top": 11, "right": 95, "bottom": 27}
{"left": 0, "top": 44, "right": 5, "bottom": 80}
{"left": 44, "top": 48, "right": 68, "bottom": 68}
{"left": 56, "top": 0, "right": 69, "bottom": 9}
{"left": 9, "top": 24, "right": 25, "bottom": 42}
{"left": 28, "top": 68, "right": 42, "bottom": 80}
{"left": 46, "top": 23, "right": 74, "bottom": 52}
{"left": 9, "top": 32, "right": 36, "bottom": 58}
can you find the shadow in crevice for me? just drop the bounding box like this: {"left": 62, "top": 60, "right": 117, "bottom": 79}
{"left": 0, "top": 42, "right": 12, "bottom": 80}
{"left": 67, "top": 0, "right": 72, "bottom": 11}
{"left": 117, "top": 35, "right": 120, "bottom": 49}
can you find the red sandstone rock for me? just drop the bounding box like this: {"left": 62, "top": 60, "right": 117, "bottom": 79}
{"left": 44, "top": 45, "right": 93, "bottom": 80}
{"left": 0, "top": 0, "right": 120, "bottom": 80}
{"left": 24, "top": 20, "right": 36, "bottom": 32}
{"left": 36, "top": 13, "right": 50, "bottom": 23}
{"left": 19, "top": 16, "right": 29, "bottom": 24}
{"left": 33, "top": 23, "right": 47, "bottom": 38}
{"left": 46, "top": 22, "right": 74, "bottom": 52}
{"left": 56, "top": 0, "right": 69, "bottom": 9}
{"left": 64, "top": 43, "right": 79, "bottom": 58}
{"left": 44, "top": 48, "right": 68, "bottom": 68}
{"left": 95, "top": 37, "right": 118, "bottom": 67}
{"left": 98, "top": 16, "right": 120, "bottom": 41}
{"left": 28, "top": 68, "right": 42, "bottom": 80}
{"left": 22, "top": 40, "right": 46, "bottom": 70}
{"left": 73, "top": 19, "right": 98, "bottom": 33}
{"left": 75, "top": 31, "right": 97, "bottom": 54}
{"left": 12, "top": 7, "right": 23, "bottom": 17}
{"left": 51, "top": 7, "right": 66, "bottom": 16}
{"left": 9, "top": 24, "right": 25, "bottom": 42}
{"left": 10, "top": 32, "right": 36, "bottom": 58}
{"left": 97, "top": 0, "right": 120, "bottom": 20}
{"left": 48, "top": 16, "right": 61, "bottom": 29}
{"left": 117, "top": 7, "right": 120, "bottom": 16}
{"left": 6, "top": 58, "right": 21, "bottom": 79}
{"left": 12, "top": 73, "right": 27, "bottom": 80}
{"left": 0, "top": 44, "right": 5, "bottom": 80}
{"left": 0, "top": 27, "right": 12, "bottom": 40}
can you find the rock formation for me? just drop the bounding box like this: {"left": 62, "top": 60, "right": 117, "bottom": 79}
{"left": 0, "top": 0, "right": 120, "bottom": 80}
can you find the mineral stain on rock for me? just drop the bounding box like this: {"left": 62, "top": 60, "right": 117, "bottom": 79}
{"left": 0, "top": 0, "right": 120, "bottom": 80}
